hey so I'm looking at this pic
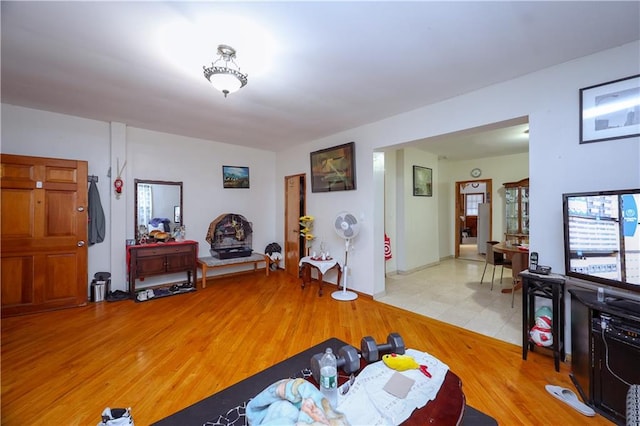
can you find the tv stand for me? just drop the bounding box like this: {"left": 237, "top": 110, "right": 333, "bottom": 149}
{"left": 569, "top": 289, "right": 640, "bottom": 424}
{"left": 604, "top": 297, "right": 640, "bottom": 315}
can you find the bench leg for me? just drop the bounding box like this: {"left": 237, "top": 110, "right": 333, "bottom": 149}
{"left": 200, "top": 263, "right": 208, "bottom": 289}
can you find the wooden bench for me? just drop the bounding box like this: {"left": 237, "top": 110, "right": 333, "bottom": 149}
{"left": 198, "top": 253, "right": 270, "bottom": 288}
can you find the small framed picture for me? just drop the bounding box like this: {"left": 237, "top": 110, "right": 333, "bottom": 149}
{"left": 222, "top": 166, "right": 250, "bottom": 189}
{"left": 413, "top": 165, "right": 432, "bottom": 197}
{"left": 580, "top": 74, "right": 640, "bottom": 144}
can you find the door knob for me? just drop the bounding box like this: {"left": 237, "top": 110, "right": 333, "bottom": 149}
{"left": 77, "top": 206, "right": 85, "bottom": 212}
{"left": 77, "top": 241, "right": 86, "bottom": 247}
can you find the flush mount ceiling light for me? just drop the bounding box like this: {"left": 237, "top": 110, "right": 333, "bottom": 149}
{"left": 203, "top": 44, "right": 248, "bottom": 98}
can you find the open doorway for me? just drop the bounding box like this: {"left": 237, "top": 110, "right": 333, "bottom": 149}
{"left": 455, "top": 179, "right": 492, "bottom": 261}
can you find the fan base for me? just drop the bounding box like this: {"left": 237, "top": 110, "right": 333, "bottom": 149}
{"left": 331, "top": 290, "right": 358, "bottom": 301}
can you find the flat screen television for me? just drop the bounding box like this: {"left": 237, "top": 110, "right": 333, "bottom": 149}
{"left": 562, "top": 189, "right": 640, "bottom": 295}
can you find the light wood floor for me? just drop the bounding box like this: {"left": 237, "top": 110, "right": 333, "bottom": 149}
{"left": 1, "top": 270, "right": 612, "bottom": 425}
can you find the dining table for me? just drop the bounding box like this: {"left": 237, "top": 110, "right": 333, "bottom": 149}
{"left": 492, "top": 242, "right": 529, "bottom": 293}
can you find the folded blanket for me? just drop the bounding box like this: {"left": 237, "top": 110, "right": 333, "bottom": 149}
{"left": 246, "top": 378, "right": 349, "bottom": 425}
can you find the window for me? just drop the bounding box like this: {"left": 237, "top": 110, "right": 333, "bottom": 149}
{"left": 466, "top": 193, "right": 484, "bottom": 216}
{"left": 137, "top": 183, "right": 153, "bottom": 227}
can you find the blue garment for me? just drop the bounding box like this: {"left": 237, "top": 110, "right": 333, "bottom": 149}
{"left": 246, "top": 378, "right": 349, "bottom": 425}
{"left": 88, "top": 181, "right": 105, "bottom": 245}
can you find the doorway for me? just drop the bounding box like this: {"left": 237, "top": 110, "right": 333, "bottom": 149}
{"left": 455, "top": 179, "right": 492, "bottom": 261}
{"left": 284, "top": 174, "right": 306, "bottom": 277}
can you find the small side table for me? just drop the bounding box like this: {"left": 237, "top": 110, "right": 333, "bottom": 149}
{"left": 520, "top": 270, "right": 566, "bottom": 372}
{"left": 299, "top": 256, "right": 342, "bottom": 296}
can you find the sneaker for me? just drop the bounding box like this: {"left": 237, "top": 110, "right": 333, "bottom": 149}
{"left": 146, "top": 289, "right": 155, "bottom": 299}
{"left": 106, "top": 290, "right": 130, "bottom": 302}
{"left": 136, "top": 291, "right": 147, "bottom": 302}
{"left": 97, "top": 407, "right": 134, "bottom": 426}
{"left": 154, "top": 287, "right": 171, "bottom": 297}
{"left": 169, "top": 284, "right": 180, "bottom": 293}
{"left": 178, "top": 282, "right": 194, "bottom": 291}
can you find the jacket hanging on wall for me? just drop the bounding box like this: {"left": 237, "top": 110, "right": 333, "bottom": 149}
{"left": 88, "top": 180, "right": 106, "bottom": 245}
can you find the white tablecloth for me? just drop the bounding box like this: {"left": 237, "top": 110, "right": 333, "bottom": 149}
{"left": 299, "top": 256, "right": 341, "bottom": 274}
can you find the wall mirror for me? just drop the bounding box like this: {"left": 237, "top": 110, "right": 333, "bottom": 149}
{"left": 134, "top": 179, "right": 183, "bottom": 241}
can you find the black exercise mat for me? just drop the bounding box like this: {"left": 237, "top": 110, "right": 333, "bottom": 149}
{"left": 152, "top": 338, "right": 497, "bottom": 426}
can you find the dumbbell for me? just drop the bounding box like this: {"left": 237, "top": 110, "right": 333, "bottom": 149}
{"left": 360, "top": 332, "right": 405, "bottom": 362}
{"left": 310, "top": 344, "right": 361, "bottom": 382}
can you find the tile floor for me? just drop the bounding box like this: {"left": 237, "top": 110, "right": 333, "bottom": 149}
{"left": 377, "top": 245, "right": 522, "bottom": 346}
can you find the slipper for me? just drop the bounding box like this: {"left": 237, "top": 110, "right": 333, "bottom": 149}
{"left": 545, "top": 385, "right": 595, "bottom": 417}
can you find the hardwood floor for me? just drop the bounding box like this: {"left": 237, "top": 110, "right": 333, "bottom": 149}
{"left": 1, "top": 270, "right": 612, "bottom": 425}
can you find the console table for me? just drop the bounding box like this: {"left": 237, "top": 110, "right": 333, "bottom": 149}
{"left": 299, "top": 256, "right": 342, "bottom": 296}
{"left": 520, "top": 270, "right": 565, "bottom": 372}
{"left": 127, "top": 240, "right": 198, "bottom": 300}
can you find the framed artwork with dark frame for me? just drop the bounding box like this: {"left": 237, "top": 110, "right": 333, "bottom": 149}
{"left": 222, "top": 166, "right": 250, "bottom": 189}
{"left": 310, "top": 142, "right": 356, "bottom": 193}
{"left": 580, "top": 74, "right": 640, "bottom": 144}
{"left": 413, "top": 165, "right": 432, "bottom": 197}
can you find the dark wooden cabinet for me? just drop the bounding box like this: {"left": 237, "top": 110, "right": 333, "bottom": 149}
{"left": 569, "top": 289, "right": 640, "bottom": 424}
{"left": 127, "top": 241, "right": 198, "bottom": 299}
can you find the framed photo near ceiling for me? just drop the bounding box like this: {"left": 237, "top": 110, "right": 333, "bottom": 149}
{"left": 580, "top": 74, "right": 640, "bottom": 144}
{"left": 310, "top": 142, "right": 356, "bottom": 193}
{"left": 222, "top": 165, "right": 250, "bottom": 189}
{"left": 413, "top": 165, "right": 432, "bottom": 197}
{"left": 174, "top": 205, "right": 181, "bottom": 223}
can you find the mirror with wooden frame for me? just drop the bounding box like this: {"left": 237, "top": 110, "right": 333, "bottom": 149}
{"left": 134, "top": 179, "right": 183, "bottom": 243}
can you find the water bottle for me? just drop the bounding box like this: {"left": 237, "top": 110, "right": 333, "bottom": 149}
{"left": 319, "top": 347, "right": 338, "bottom": 408}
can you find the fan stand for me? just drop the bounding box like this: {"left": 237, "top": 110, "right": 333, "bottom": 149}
{"left": 332, "top": 239, "right": 358, "bottom": 301}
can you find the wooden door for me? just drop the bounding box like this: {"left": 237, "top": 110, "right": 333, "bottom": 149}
{"left": 1, "top": 154, "right": 88, "bottom": 317}
{"left": 284, "top": 174, "right": 305, "bottom": 277}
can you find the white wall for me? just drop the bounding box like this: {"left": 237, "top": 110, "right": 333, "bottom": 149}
{"left": 440, "top": 152, "right": 530, "bottom": 256}
{"left": 2, "top": 41, "right": 638, "bottom": 300}
{"left": 275, "top": 40, "right": 640, "bottom": 299}
{"left": 1, "top": 106, "right": 114, "bottom": 283}
{"left": 1, "top": 106, "right": 277, "bottom": 291}
{"left": 394, "top": 148, "right": 440, "bottom": 273}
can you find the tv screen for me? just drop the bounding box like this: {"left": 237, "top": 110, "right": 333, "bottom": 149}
{"left": 563, "top": 189, "right": 640, "bottom": 294}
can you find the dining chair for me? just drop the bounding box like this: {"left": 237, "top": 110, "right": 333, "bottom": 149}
{"left": 480, "top": 241, "right": 512, "bottom": 291}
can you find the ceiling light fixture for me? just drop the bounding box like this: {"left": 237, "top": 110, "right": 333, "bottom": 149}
{"left": 203, "top": 44, "right": 248, "bottom": 98}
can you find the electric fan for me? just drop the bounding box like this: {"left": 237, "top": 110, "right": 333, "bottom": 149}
{"left": 332, "top": 211, "right": 360, "bottom": 301}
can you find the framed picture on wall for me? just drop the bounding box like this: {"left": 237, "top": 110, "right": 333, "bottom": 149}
{"left": 222, "top": 166, "right": 250, "bottom": 189}
{"left": 310, "top": 142, "right": 356, "bottom": 193}
{"left": 413, "top": 165, "right": 432, "bottom": 196}
{"left": 580, "top": 74, "right": 640, "bottom": 144}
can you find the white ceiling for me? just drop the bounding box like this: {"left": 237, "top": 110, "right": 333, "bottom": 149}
{"left": 2, "top": 1, "right": 639, "bottom": 159}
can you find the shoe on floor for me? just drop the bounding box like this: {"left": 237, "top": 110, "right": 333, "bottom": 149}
{"left": 106, "top": 290, "right": 130, "bottom": 302}
{"left": 545, "top": 385, "right": 595, "bottom": 416}
{"left": 97, "top": 407, "right": 134, "bottom": 425}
